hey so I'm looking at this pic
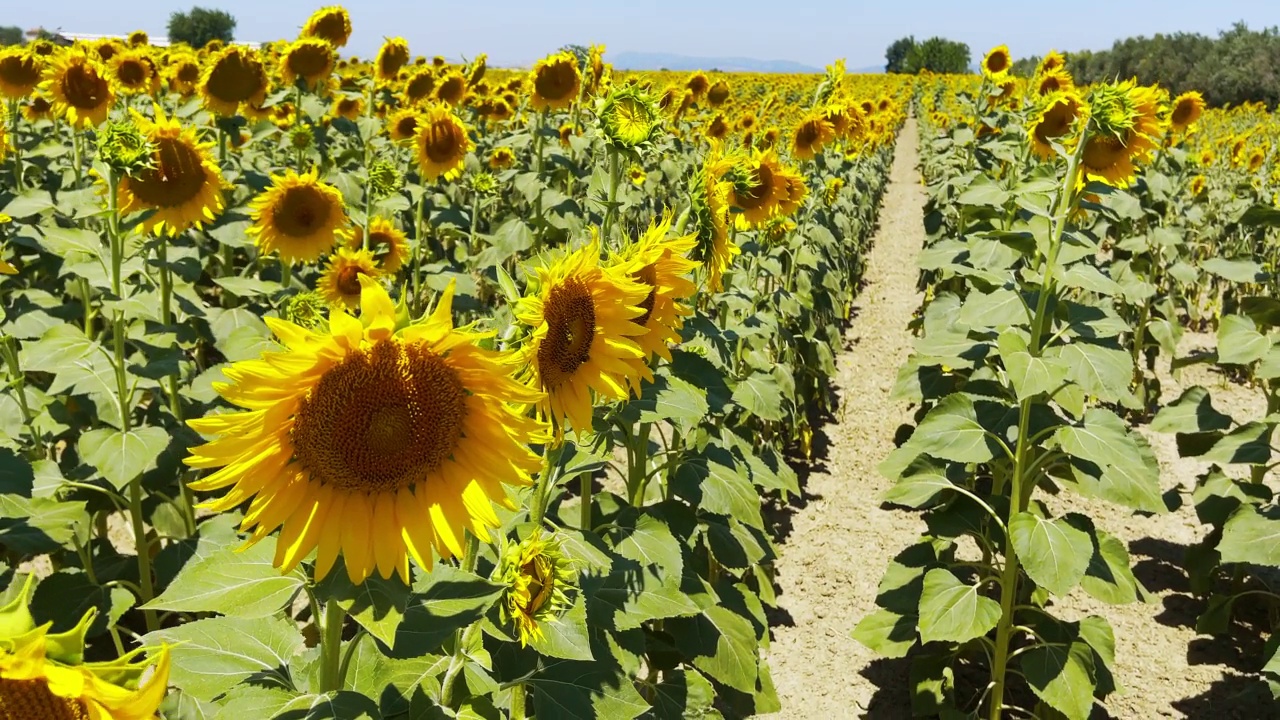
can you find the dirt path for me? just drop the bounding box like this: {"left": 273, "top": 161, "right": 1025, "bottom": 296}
{"left": 763, "top": 117, "right": 926, "bottom": 718}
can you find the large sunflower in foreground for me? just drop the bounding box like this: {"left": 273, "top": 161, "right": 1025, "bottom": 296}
{"left": 118, "top": 106, "right": 226, "bottom": 236}
{"left": 413, "top": 104, "right": 473, "bottom": 181}
{"left": 528, "top": 51, "right": 581, "bottom": 112}
{"left": 516, "top": 240, "right": 649, "bottom": 437}
{"left": 247, "top": 168, "right": 351, "bottom": 263}
{"left": 302, "top": 5, "right": 353, "bottom": 47}
{"left": 39, "top": 49, "right": 115, "bottom": 129}
{"left": 0, "top": 46, "right": 42, "bottom": 99}
{"left": 185, "top": 278, "right": 546, "bottom": 584}
{"left": 199, "top": 46, "right": 269, "bottom": 117}
{"left": 608, "top": 216, "right": 699, "bottom": 390}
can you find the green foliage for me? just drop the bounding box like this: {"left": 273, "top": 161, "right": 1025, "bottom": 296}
{"left": 0, "top": 26, "right": 23, "bottom": 46}
{"left": 885, "top": 36, "right": 915, "bottom": 73}
{"left": 167, "top": 6, "right": 236, "bottom": 48}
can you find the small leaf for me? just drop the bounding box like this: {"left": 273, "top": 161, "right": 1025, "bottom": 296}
{"left": 1009, "top": 512, "right": 1093, "bottom": 597}
{"left": 917, "top": 569, "right": 1001, "bottom": 644}
{"left": 1217, "top": 315, "right": 1270, "bottom": 365}
{"left": 907, "top": 394, "right": 997, "bottom": 463}
{"left": 1219, "top": 505, "right": 1280, "bottom": 567}
{"left": 78, "top": 426, "right": 170, "bottom": 490}
{"left": 851, "top": 608, "right": 917, "bottom": 658}
{"left": 999, "top": 330, "right": 1067, "bottom": 400}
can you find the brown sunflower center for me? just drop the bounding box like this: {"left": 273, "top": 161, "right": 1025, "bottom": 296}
{"left": 116, "top": 59, "right": 147, "bottom": 87}
{"left": 437, "top": 76, "right": 465, "bottom": 104}
{"left": 1082, "top": 134, "right": 1129, "bottom": 171}
{"left": 423, "top": 120, "right": 463, "bottom": 163}
{"left": 1039, "top": 77, "right": 1062, "bottom": 95}
{"left": 368, "top": 229, "right": 396, "bottom": 257}
{"left": 177, "top": 63, "right": 200, "bottom": 84}
{"left": 0, "top": 55, "right": 40, "bottom": 91}
{"left": 1171, "top": 101, "right": 1195, "bottom": 127}
{"left": 127, "top": 136, "right": 209, "bottom": 208}
{"left": 273, "top": 185, "right": 331, "bottom": 237}
{"left": 521, "top": 555, "right": 554, "bottom": 614}
{"left": 292, "top": 339, "right": 468, "bottom": 492}
{"left": 734, "top": 165, "right": 774, "bottom": 210}
{"left": 986, "top": 52, "right": 1009, "bottom": 74}
{"left": 379, "top": 48, "right": 409, "bottom": 77}
{"left": 335, "top": 263, "right": 367, "bottom": 297}
{"left": 0, "top": 677, "right": 91, "bottom": 720}
{"left": 1035, "top": 102, "right": 1076, "bottom": 145}
{"left": 406, "top": 72, "right": 435, "bottom": 100}
{"left": 534, "top": 62, "right": 577, "bottom": 102}
{"left": 632, "top": 264, "right": 658, "bottom": 328}
{"left": 538, "top": 278, "right": 596, "bottom": 389}
{"left": 795, "top": 121, "right": 821, "bottom": 150}
{"left": 206, "top": 54, "right": 266, "bottom": 104}
{"left": 287, "top": 45, "right": 332, "bottom": 80}
{"left": 29, "top": 96, "right": 50, "bottom": 113}
{"left": 309, "top": 14, "right": 349, "bottom": 45}
{"left": 395, "top": 115, "right": 418, "bottom": 138}
{"left": 61, "top": 63, "right": 108, "bottom": 110}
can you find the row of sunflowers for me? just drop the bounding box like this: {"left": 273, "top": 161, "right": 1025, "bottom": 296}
{"left": 856, "top": 45, "right": 1280, "bottom": 718}
{"left": 0, "top": 6, "right": 909, "bottom": 718}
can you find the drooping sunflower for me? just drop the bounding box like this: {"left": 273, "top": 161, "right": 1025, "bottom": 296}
{"left": 109, "top": 48, "right": 159, "bottom": 95}
{"left": 515, "top": 239, "right": 649, "bottom": 437}
{"left": 685, "top": 71, "right": 709, "bottom": 98}
{"left": 376, "top": 37, "right": 411, "bottom": 83}
{"left": 720, "top": 150, "right": 785, "bottom": 226}
{"left": 1037, "top": 50, "right": 1066, "bottom": 74}
{"left": 705, "top": 113, "right": 729, "bottom": 141}
{"left": 0, "top": 582, "right": 171, "bottom": 720}
{"left": 706, "top": 79, "right": 730, "bottom": 106}
{"left": 1028, "top": 90, "right": 1086, "bottom": 159}
{"left": 199, "top": 46, "right": 269, "bottom": 116}
{"left": 39, "top": 49, "right": 115, "bottom": 129}
{"left": 413, "top": 104, "right": 473, "bottom": 181}
{"left": 127, "top": 29, "right": 149, "bottom": 46}
{"left": 280, "top": 37, "right": 336, "bottom": 91}
{"left": 689, "top": 147, "right": 740, "bottom": 292}
{"left": 302, "top": 5, "right": 353, "bottom": 47}
{"left": 185, "top": 278, "right": 546, "bottom": 584}
{"left": 348, "top": 216, "right": 410, "bottom": 274}
{"left": 247, "top": 168, "right": 352, "bottom": 263}
{"left": 608, "top": 215, "right": 699, "bottom": 385}
{"left": 118, "top": 106, "right": 226, "bottom": 236}
{"left": 791, "top": 110, "right": 836, "bottom": 160}
{"left": 1079, "top": 81, "right": 1166, "bottom": 187}
{"left": 0, "top": 46, "right": 42, "bottom": 99}
{"left": 528, "top": 51, "right": 581, "bottom": 112}
{"left": 434, "top": 69, "right": 468, "bottom": 106}
{"left": 495, "top": 530, "right": 577, "bottom": 646}
{"left": 318, "top": 247, "right": 382, "bottom": 309}
{"left": 982, "top": 44, "right": 1012, "bottom": 78}
{"left": 1169, "top": 91, "right": 1206, "bottom": 134}
{"left": 1034, "top": 67, "right": 1074, "bottom": 97}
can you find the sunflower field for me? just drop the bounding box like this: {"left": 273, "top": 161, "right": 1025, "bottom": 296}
{"left": 852, "top": 45, "right": 1280, "bottom": 718}
{"left": 0, "top": 6, "right": 913, "bottom": 719}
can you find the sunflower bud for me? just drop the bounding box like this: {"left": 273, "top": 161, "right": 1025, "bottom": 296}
{"left": 597, "top": 83, "right": 661, "bottom": 153}
{"left": 469, "top": 171, "right": 499, "bottom": 196}
{"left": 367, "top": 158, "right": 403, "bottom": 199}
{"left": 289, "top": 123, "right": 316, "bottom": 152}
{"left": 97, "top": 120, "right": 154, "bottom": 177}
{"left": 495, "top": 529, "right": 577, "bottom": 646}
{"left": 283, "top": 291, "right": 328, "bottom": 330}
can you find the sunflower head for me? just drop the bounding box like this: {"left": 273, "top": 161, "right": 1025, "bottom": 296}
{"left": 413, "top": 104, "right": 474, "bottom": 181}
{"left": 1081, "top": 80, "right": 1167, "bottom": 186}
{"left": 200, "top": 45, "right": 269, "bottom": 116}
{"left": 496, "top": 529, "right": 578, "bottom": 646}
{"left": 982, "top": 45, "right": 1012, "bottom": 78}
{"left": 824, "top": 177, "right": 845, "bottom": 205}
{"left": 597, "top": 83, "right": 662, "bottom": 151}
{"left": 609, "top": 213, "right": 699, "bottom": 371}
{"left": 467, "top": 53, "right": 487, "bottom": 86}
{"left": 1169, "top": 91, "right": 1206, "bottom": 133}
{"left": 0, "top": 46, "right": 43, "bottom": 100}
{"left": 1037, "top": 50, "right": 1065, "bottom": 74}
{"left": 281, "top": 37, "right": 336, "bottom": 90}
{"left": 319, "top": 247, "right": 383, "bottom": 309}
{"left": 387, "top": 107, "right": 423, "bottom": 142}
{"left": 247, "top": 168, "right": 352, "bottom": 263}
{"left": 109, "top": 48, "right": 160, "bottom": 96}
{"left": 117, "top": 106, "right": 227, "bottom": 236}
{"left": 791, "top": 110, "right": 836, "bottom": 160}
{"left": 528, "top": 51, "right": 581, "bottom": 112}
{"left": 367, "top": 158, "right": 403, "bottom": 199}
{"left": 628, "top": 164, "right": 646, "bottom": 186}
{"left": 39, "top": 49, "right": 115, "bottom": 129}
{"left": 434, "top": 69, "right": 468, "bottom": 106}
{"left": 1035, "top": 67, "right": 1074, "bottom": 97}
{"left": 685, "top": 71, "right": 710, "bottom": 97}
{"left": 1028, "top": 90, "right": 1086, "bottom": 159}
{"left": 284, "top": 290, "right": 329, "bottom": 330}
{"left": 128, "top": 30, "right": 149, "bottom": 47}
{"left": 488, "top": 146, "right": 516, "bottom": 170}
{"left": 403, "top": 66, "right": 436, "bottom": 103}
{"left": 349, "top": 217, "right": 411, "bottom": 274}
{"left": 332, "top": 93, "right": 363, "bottom": 120}
{"left": 1189, "top": 174, "right": 1207, "bottom": 197}
{"left": 376, "top": 37, "right": 411, "bottom": 82}
{"left": 706, "top": 79, "right": 730, "bottom": 106}
{"left": 166, "top": 52, "right": 203, "bottom": 96}
{"left": 557, "top": 122, "right": 580, "bottom": 148}
{"left": 303, "top": 5, "right": 353, "bottom": 47}
{"left": 687, "top": 147, "right": 740, "bottom": 291}
{"left": 469, "top": 171, "right": 499, "bottom": 195}
{"left": 96, "top": 118, "right": 155, "bottom": 176}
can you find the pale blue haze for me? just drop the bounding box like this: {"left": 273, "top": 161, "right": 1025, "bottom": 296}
{"left": 7, "top": 0, "right": 1280, "bottom": 70}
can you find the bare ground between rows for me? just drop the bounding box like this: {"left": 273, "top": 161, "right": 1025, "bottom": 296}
{"left": 758, "top": 119, "right": 1279, "bottom": 719}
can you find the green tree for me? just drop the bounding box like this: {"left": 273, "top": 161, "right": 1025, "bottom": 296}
{"left": 0, "top": 25, "right": 24, "bottom": 46}
{"left": 885, "top": 36, "right": 916, "bottom": 73}
{"left": 167, "top": 6, "right": 236, "bottom": 48}
{"left": 906, "top": 37, "right": 970, "bottom": 74}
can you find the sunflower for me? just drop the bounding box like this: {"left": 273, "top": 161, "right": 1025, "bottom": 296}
{"left": 166, "top": 53, "right": 202, "bottom": 96}
{"left": 127, "top": 30, "right": 149, "bottom": 46}
{"left": 349, "top": 217, "right": 410, "bottom": 273}
{"left": 705, "top": 113, "right": 729, "bottom": 141}
{"left": 434, "top": 70, "right": 468, "bottom": 106}
{"left": 598, "top": 83, "right": 661, "bottom": 150}
{"left": 1028, "top": 90, "right": 1085, "bottom": 159}
{"left": 1198, "top": 147, "right": 1215, "bottom": 166}
{"left": 381, "top": 107, "right": 419, "bottom": 142}
{"left": 186, "top": 278, "right": 546, "bottom": 584}
{"left": 608, "top": 215, "right": 698, "bottom": 381}
{"left": 516, "top": 239, "right": 649, "bottom": 437}
{"left": 706, "top": 80, "right": 730, "bottom": 106}
{"left": 302, "top": 5, "right": 353, "bottom": 47}
{"left": 791, "top": 110, "right": 836, "bottom": 160}
{"left": 40, "top": 49, "right": 116, "bottom": 129}
{"left": 0, "top": 46, "right": 42, "bottom": 99}
{"left": 0, "top": 582, "right": 171, "bottom": 720}
{"left": 109, "top": 48, "right": 159, "bottom": 96}
{"left": 982, "top": 45, "right": 1012, "bottom": 78}
{"left": 627, "top": 164, "right": 646, "bottom": 186}
{"left": 281, "top": 37, "right": 336, "bottom": 91}
{"left": 720, "top": 150, "right": 787, "bottom": 226}
{"left": 199, "top": 46, "right": 269, "bottom": 116}
{"left": 1037, "top": 50, "right": 1065, "bottom": 74}
{"left": 403, "top": 66, "right": 436, "bottom": 103}
{"left": 332, "top": 93, "right": 363, "bottom": 120}
{"left": 558, "top": 122, "right": 579, "bottom": 148}
{"left": 1248, "top": 147, "right": 1266, "bottom": 173}
{"left": 689, "top": 147, "right": 739, "bottom": 291}
{"left": 1034, "top": 67, "right": 1074, "bottom": 97}
{"left": 686, "top": 71, "right": 709, "bottom": 98}
{"left": 488, "top": 146, "right": 516, "bottom": 169}
{"left": 1080, "top": 81, "right": 1166, "bottom": 188}
{"left": 1169, "top": 91, "right": 1206, "bottom": 134}
{"left": 93, "top": 39, "right": 124, "bottom": 63}
{"left": 318, "top": 247, "right": 382, "bottom": 309}
{"left": 496, "top": 530, "right": 577, "bottom": 646}
{"left": 118, "top": 106, "right": 226, "bottom": 236}
{"left": 22, "top": 94, "right": 53, "bottom": 123}
{"left": 376, "top": 37, "right": 411, "bottom": 82}
{"left": 413, "top": 104, "right": 473, "bottom": 181}
{"left": 247, "top": 168, "right": 352, "bottom": 263}
{"left": 528, "top": 51, "right": 581, "bottom": 112}
{"left": 1189, "top": 174, "right": 1207, "bottom": 196}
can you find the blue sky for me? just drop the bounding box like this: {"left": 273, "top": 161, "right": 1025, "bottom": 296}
{"left": 8, "top": 1, "right": 1280, "bottom": 70}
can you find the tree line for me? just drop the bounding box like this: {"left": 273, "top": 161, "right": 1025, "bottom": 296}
{"left": 0, "top": 6, "right": 235, "bottom": 48}
{"left": 885, "top": 35, "right": 971, "bottom": 75}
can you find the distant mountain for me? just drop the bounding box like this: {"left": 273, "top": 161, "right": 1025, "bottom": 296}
{"left": 611, "top": 51, "right": 822, "bottom": 74}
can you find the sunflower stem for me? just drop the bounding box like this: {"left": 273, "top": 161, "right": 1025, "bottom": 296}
{"left": 532, "top": 110, "right": 546, "bottom": 241}
{"left": 281, "top": 259, "right": 293, "bottom": 292}
{"left": 156, "top": 239, "right": 197, "bottom": 537}
{"left": 72, "top": 129, "right": 83, "bottom": 188}
{"left": 579, "top": 471, "right": 593, "bottom": 534}
{"left": 318, "top": 598, "right": 346, "bottom": 693}
{"left": 529, "top": 442, "right": 562, "bottom": 526}
{"left": 601, "top": 148, "right": 622, "bottom": 246}
{"left": 8, "top": 98, "right": 21, "bottom": 188}
{"left": 0, "top": 335, "right": 40, "bottom": 456}
{"left": 509, "top": 683, "right": 528, "bottom": 719}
